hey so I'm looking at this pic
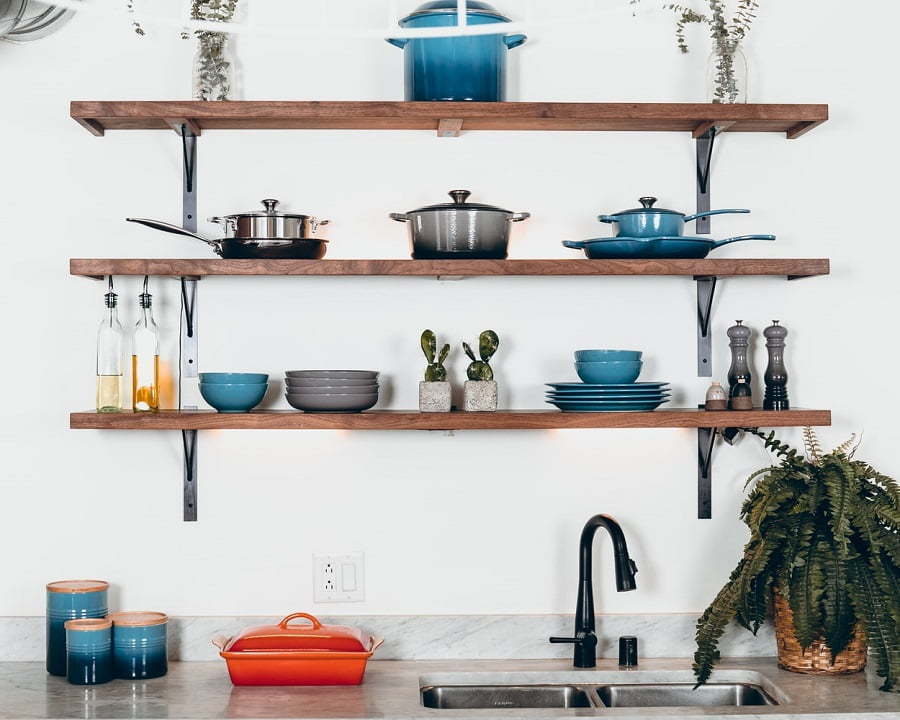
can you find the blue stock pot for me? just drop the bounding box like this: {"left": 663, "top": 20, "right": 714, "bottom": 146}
{"left": 387, "top": 1, "right": 526, "bottom": 101}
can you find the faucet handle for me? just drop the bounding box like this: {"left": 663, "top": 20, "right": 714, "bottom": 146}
{"left": 549, "top": 636, "right": 580, "bottom": 644}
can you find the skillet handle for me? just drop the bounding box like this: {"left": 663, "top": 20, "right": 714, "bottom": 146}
{"left": 562, "top": 240, "right": 587, "bottom": 250}
{"left": 683, "top": 208, "right": 751, "bottom": 223}
{"left": 389, "top": 213, "right": 409, "bottom": 223}
{"left": 126, "top": 217, "right": 222, "bottom": 251}
{"left": 278, "top": 613, "right": 323, "bottom": 630}
{"left": 711, "top": 234, "right": 776, "bottom": 248}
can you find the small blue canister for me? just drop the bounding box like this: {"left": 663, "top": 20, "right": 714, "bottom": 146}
{"left": 65, "top": 618, "right": 113, "bottom": 685}
{"left": 387, "top": 1, "right": 526, "bottom": 102}
{"left": 111, "top": 612, "right": 168, "bottom": 679}
{"left": 46, "top": 580, "right": 109, "bottom": 676}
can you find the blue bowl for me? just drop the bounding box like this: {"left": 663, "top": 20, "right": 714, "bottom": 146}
{"left": 575, "top": 361, "right": 642, "bottom": 385}
{"left": 199, "top": 382, "right": 268, "bottom": 413}
{"left": 574, "top": 349, "right": 643, "bottom": 362}
{"left": 199, "top": 372, "right": 269, "bottom": 384}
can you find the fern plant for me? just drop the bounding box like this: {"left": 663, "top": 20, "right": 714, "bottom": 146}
{"left": 694, "top": 429, "right": 900, "bottom": 692}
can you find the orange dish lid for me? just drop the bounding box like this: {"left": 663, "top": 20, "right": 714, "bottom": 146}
{"left": 226, "top": 613, "right": 368, "bottom": 653}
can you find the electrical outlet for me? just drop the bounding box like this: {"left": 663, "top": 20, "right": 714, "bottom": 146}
{"left": 313, "top": 552, "right": 365, "bottom": 603}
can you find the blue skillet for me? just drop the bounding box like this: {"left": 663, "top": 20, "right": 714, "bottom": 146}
{"left": 563, "top": 234, "right": 775, "bottom": 260}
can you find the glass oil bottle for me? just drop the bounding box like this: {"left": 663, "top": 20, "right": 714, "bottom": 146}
{"left": 132, "top": 276, "right": 160, "bottom": 412}
{"left": 96, "top": 277, "right": 124, "bottom": 413}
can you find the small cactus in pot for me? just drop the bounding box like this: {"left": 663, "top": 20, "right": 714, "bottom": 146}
{"left": 463, "top": 330, "right": 499, "bottom": 381}
{"left": 419, "top": 329, "right": 452, "bottom": 413}
{"left": 463, "top": 330, "right": 499, "bottom": 411}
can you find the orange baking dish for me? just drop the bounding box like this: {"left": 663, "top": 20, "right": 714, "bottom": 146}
{"left": 214, "top": 613, "right": 383, "bottom": 686}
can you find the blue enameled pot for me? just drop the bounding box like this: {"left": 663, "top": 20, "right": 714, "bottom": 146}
{"left": 599, "top": 197, "right": 750, "bottom": 238}
{"left": 111, "top": 612, "right": 168, "bottom": 679}
{"left": 46, "top": 580, "right": 109, "bottom": 677}
{"left": 65, "top": 618, "right": 113, "bottom": 685}
{"left": 387, "top": 1, "right": 526, "bottom": 101}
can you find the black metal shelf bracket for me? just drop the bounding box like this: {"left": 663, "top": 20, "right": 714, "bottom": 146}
{"left": 697, "top": 422, "right": 749, "bottom": 519}
{"left": 180, "top": 124, "right": 200, "bottom": 521}
{"left": 696, "top": 275, "right": 718, "bottom": 376}
{"left": 695, "top": 126, "right": 717, "bottom": 235}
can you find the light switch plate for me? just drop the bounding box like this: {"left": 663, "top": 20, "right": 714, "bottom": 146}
{"left": 313, "top": 552, "right": 365, "bottom": 603}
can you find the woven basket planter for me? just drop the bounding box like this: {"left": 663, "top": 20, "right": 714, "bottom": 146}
{"left": 774, "top": 590, "right": 867, "bottom": 675}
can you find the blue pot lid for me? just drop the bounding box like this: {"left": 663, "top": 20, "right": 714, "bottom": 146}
{"left": 401, "top": 1, "right": 510, "bottom": 23}
{"left": 614, "top": 197, "right": 685, "bottom": 216}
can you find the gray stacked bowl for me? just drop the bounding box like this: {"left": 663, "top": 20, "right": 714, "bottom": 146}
{"left": 284, "top": 371, "right": 379, "bottom": 412}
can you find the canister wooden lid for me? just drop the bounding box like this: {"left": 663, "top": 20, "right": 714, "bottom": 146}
{"left": 47, "top": 580, "right": 109, "bottom": 594}
{"left": 65, "top": 618, "right": 112, "bottom": 631}
{"left": 109, "top": 611, "right": 168, "bottom": 627}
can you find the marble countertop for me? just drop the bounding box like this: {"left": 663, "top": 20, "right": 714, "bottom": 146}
{"left": 1, "top": 658, "right": 896, "bottom": 720}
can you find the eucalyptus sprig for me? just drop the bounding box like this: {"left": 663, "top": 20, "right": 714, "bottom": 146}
{"left": 693, "top": 429, "right": 900, "bottom": 692}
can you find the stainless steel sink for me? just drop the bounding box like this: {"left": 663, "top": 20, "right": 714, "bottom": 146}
{"left": 594, "top": 682, "right": 777, "bottom": 707}
{"left": 421, "top": 685, "right": 594, "bottom": 710}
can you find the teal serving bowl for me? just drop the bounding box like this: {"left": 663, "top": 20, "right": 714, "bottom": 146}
{"left": 575, "top": 360, "right": 642, "bottom": 384}
{"left": 199, "top": 382, "right": 268, "bottom": 413}
{"left": 200, "top": 373, "right": 269, "bottom": 384}
{"left": 574, "top": 349, "right": 643, "bottom": 362}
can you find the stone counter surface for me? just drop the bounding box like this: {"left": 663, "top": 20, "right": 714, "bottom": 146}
{"left": 1, "top": 658, "right": 897, "bottom": 720}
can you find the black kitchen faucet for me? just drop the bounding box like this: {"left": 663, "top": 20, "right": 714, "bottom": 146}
{"left": 549, "top": 514, "right": 638, "bottom": 668}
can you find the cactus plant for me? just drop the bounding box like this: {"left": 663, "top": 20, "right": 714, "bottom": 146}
{"left": 463, "top": 330, "right": 499, "bottom": 381}
{"left": 421, "top": 329, "right": 450, "bottom": 382}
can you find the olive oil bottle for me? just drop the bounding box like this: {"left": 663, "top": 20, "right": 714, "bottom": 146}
{"left": 96, "top": 277, "right": 124, "bottom": 413}
{"left": 132, "top": 276, "right": 160, "bottom": 412}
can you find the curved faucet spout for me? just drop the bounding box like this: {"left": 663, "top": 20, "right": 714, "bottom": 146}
{"left": 549, "top": 514, "right": 638, "bottom": 668}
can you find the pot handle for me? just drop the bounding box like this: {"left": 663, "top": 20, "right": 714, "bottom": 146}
{"left": 389, "top": 213, "right": 409, "bottom": 223}
{"left": 683, "top": 208, "right": 751, "bottom": 222}
{"left": 126, "top": 217, "right": 224, "bottom": 255}
{"left": 386, "top": 37, "right": 407, "bottom": 49}
{"left": 312, "top": 218, "right": 331, "bottom": 233}
{"left": 562, "top": 240, "right": 587, "bottom": 250}
{"left": 598, "top": 215, "right": 621, "bottom": 224}
{"left": 504, "top": 33, "right": 527, "bottom": 49}
{"left": 278, "top": 613, "right": 323, "bottom": 630}
{"left": 508, "top": 212, "right": 531, "bottom": 222}
{"left": 711, "top": 234, "right": 776, "bottom": 249}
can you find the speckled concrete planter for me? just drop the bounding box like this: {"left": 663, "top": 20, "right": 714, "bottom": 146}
{"left": 464, "top": 380, "right": 497, "bottom": 412}
{"left": 419, "top": 381, "right": 452, "bottom": 413}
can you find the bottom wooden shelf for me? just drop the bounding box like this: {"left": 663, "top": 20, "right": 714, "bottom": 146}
{"left": 70, "top": 408, "right": 832, "bottom": 431}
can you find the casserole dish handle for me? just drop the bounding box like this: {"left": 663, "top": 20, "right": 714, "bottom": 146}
{"left": 390, "top": 213, "right": 409, "bottom": 223}
{"left": 278, "top": 613, "right": 323, "bottom": 629}
{"left": 509, "top": 212, "right": 531, "bottom": 222}
{"left": 562, "top": 240, "right": 587, "bottom": 250}
{"left": 711, "top": 234, "right": 776, "bottom": 248}
{"left": 211, "top": 635, "right": 230, "bottom": 652}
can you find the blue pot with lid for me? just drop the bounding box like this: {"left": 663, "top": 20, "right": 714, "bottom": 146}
{"left": 387, "top": 1, "right": 526, "bottom": 102}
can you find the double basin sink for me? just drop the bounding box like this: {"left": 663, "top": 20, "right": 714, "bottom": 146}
{"left": 421, "top": 673, "right": 780, "bottom": 710}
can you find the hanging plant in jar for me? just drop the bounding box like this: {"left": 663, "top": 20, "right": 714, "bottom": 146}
{"left": 693, "top": 429, "right": 900, "bottom": 693}
{"left": 634, "top": 1, "right": 758, "bottom": 102}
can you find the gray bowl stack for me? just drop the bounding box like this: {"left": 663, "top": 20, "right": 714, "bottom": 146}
{"left": 284, "top": 371, "right": 379, "bottom": 413}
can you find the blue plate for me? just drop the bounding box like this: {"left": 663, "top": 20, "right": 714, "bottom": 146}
{"left": 547, "top": 399, "right": 666, "bottom": 412}
{"left": 547, "top": 394, "right": 669, "bottom": 401}
{"left": 547, "top": 382, "right": 669, "bottom": 389}
{"left": 547, "top": 388, "right": 670, "bottom": 395}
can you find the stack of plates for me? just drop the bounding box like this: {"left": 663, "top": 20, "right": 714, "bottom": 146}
{"left": 285, "top": 370, "right": 379, "bottom": 413}
{"left": 545, "top": 382, "right": 671, "bottom": 412}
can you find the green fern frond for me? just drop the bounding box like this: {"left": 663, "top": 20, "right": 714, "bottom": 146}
{"left": 847, "top": 558, "right": 900, "bottom": 692}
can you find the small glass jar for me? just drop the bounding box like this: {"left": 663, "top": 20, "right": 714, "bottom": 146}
{"left": 65, "top": 618, "right": 113, "bottom": 685}
{"left": 111, "top": 612, "right": 168, "bottom": 679}
{"left": 707, "top": 42, "right": 749, "bottom": 104}
{"left": 46, "top": 580, "right": 109, "bottom": 676}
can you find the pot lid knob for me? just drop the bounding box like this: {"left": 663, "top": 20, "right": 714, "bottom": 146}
{"left": 449, "top": 190, "right": 471, "bottom": 205}
{"left": 639, "top": 196, "right": 658, "bottom": 208}
{"left": 261, "top": 199, "right": 280, "bottom": 213}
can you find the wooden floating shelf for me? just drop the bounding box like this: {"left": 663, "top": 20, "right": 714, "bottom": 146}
{"left": 70, "top": 101, "right": 829, "bottom": 139}
{"left": 70, "top": 409, "right": 832, "bottom": 431}
{"left": 70, "top": 258, "right": 830, "bottom": 280}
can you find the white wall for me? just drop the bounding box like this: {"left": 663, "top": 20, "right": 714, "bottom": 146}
{"left": 1, "top": 0, "right": 898, "bottom": 617}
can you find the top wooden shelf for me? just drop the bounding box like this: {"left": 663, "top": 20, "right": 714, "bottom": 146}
{"left": 70, "top": 101, "right": 829, "bottom": 138}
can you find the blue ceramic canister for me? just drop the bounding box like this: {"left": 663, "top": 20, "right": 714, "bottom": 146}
{"left": 65, "top": 618, "right": 113, "bottom": 685}
{"left": 46, "top": 580, "right": 109, "bottom": 676}
{"left": 111, "top": 612, "right": 168, "bottom": 679}
{"left": 387, "top": 1, "right": 526, "bottom": 101}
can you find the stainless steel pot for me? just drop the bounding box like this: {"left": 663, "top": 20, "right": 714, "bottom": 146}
{"left": 210, "top": 199, "right": 329, "bottom": 240}
{"left": 390, "top": 190, "right": 530, "bottom": 259}
{"left": 126, "top": 218, "right": 329, "bottom": 260}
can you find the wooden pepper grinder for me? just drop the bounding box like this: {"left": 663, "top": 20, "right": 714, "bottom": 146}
{"left": 727, "top": 320, "right": 753, "bottom": 410}
{"left": 763, "top": 320, "right": 789, "bottom": 410}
